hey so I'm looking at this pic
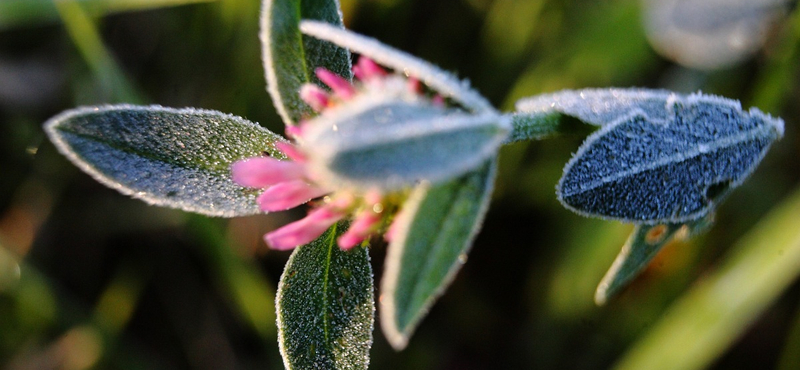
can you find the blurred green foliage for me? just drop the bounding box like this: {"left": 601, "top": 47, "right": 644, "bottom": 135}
{"left": 0, "top": 0, "right": 798, "bottom": 369}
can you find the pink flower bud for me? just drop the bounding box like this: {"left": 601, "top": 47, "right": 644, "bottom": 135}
{"left": 353, "top": 57, "right": 386, "bottom": 81}
{"left": 300, "top": 84, "right": 330, "bottom": 112}
{"left": 337, "top": 209, "right": 381, "bottom": 250}
{"left": 265, "top": 207, "right": 345, "bottom": 250}
{"left": 276, "top": 142, "right": 307, "bottom": 163}
{"left": 316, "top": 68, "right": 355, "bottom": 99}
{"left": 257, "top": 180, "right": 329, "bottom": 212}
{"left": 231, "top": 157, "right": 305, "bottom": 188}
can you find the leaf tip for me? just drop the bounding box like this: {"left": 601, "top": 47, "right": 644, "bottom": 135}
{"left": 594, "top": 282, "right": 610, "bottom": 306}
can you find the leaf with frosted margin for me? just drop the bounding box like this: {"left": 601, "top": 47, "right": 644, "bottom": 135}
{"left": 505, "top": 111, "right": 583, "bottom": 143}
{"left": 515, "top": 88, "right": 676, "bottom": 127}
{"left": 299, "top": 20, "right": 495, "bottom": 113}
{"left": 516, "top": 89, "right": 784, "bottom": 223}
{"left": 277, "top": 223, "right": 374, "bottom": 370}
{"left": 302, "top": 94, "right": 508, "bottom": 190}
{"left": 261, "top": 0, "right": 352, "bottom": 125}
{"left": 381, "top": 159, "right": 496, "bottom": 350}
{"left": 44, "top": 105, "right": 286, "bottom": 217}
{"left": 595, "top": 215, "right": 714, "bottom": 305}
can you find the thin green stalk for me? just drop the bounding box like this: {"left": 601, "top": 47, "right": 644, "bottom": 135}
{"left": 0, "top": 0, "right": 216, "bottom": 29}
{"left": 55, "top": 0, "right": 144, "bottom": 103}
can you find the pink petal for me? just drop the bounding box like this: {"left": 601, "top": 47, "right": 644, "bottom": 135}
{"left": 265, "top": 207, "right": 345, "bottom": 250}
{"left": 407, "top": 77, "right": 421, "bottom": 94}
{"left": 364, "top": 189, "right": 382, "bottom": 206}
{"left": 257, "top": 180, "right": 329, "bottom": 212}
{"left": 299, "top": 84, "right": 330, "bottom": 112}
{"left": 276, "top": 142, "right": 307, "bottom": 163}
{"left": 331, "top": 193, "right": 355, "bottom": 209}
{"left": 337, "top": 210, "right": 380, "bottom": 250}
{"left": 353, "top": 57, "right": 386, "bottom": 81}
{"left": 337, "top": 233, "right": 365, "bottom": 250}
{"left": 231, "top": 157, "right": 305, "bottom": 188}
{"left": 315, "top": 68, "right": 355, "bottom": 99}
{"left": 285, "top": 124, "right": 303, "bottom": 138}
{"left": 384, "top": 217, "right": 400, "bottom": 242}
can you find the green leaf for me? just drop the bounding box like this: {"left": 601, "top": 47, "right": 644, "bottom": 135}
{"left": 594, "top": 215, "right": 713, "bottom": 305}
{"left": 302, "top": 97, "right": 508, "bottom": 190}
{"left": 613, "top": 184, "right": 800, "bottom": 370}
{"left": 276, "top": 223, "right": 374, "bottom": 370}
{"left": 505, "top": 111, "right": 581, "bottom": 143}
{"left": 261, "top": 0, "right": 352, "bottom": 125}
{"left": 516, "top": 89, "right": 784, "bottom": 223}
{"left": 380, "top": 159, "right": 497, "bottom": 350}
{"left": 44, "top": 105, "right": 286, "bottom": 217}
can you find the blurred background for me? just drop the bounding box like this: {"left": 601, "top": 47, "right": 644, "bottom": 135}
{"left": 1, "top": 0, "right": 800, "bottom": 369}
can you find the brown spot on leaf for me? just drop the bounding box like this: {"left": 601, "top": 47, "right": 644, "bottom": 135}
{"left": 645, "top": 224, "right": 668, "bottom": 245}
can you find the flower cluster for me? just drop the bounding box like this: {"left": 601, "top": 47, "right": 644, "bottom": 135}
{"left": 232, "top": 57, "right": 433, "bottom": 250}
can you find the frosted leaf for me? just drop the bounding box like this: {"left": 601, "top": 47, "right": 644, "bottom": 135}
{"left": 594, "top": 215, "right": 713, "bottom": 305}
{"left": 276, "top": 223, "right": 374, "bottom": 370}
{"left": 261, "top": 0, "right": 352, "bottom": 125}
{"left": 642, "top": 0, "right": 790, "bottom": 70}
{"left": 299, "top": 20, "right": 495, "bottom": 114}
{"left": 510, "top": 88, "right": 687, "bottom": 143}
{"left": 44, "top": 105, "right": 286, "bottom": 217}
{"left": 301, "top": 93, "right": 509, "bottom": 190}
{"left": 516, "top": 88, "right": 677, "bottom": 127}
{"left": 551, "top": 91, "right": 784, "bottom": 223}
{"left": 381, "top": 160, "right": 496, "bottom": 350}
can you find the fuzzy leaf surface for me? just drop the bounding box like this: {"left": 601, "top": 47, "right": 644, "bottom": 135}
{"left": 44, "top": 105, "right": 285, "bottom": 217}
{"left": 595, "top": 215, "right": 714, "bottom": 305}
{"left": 303, "top": 95, "right": 508, "bottom": 190}
{"left": 277, "top": 223, "right": 374, "bottom": 370}
{"left": 261, "top": 0, "right": 352, "bottom": 125}
{"left": 380, "top": 159, "right": 496, "bottom": 350}
{"left": 518, "top": 89, "right": 784, "bottom": 223}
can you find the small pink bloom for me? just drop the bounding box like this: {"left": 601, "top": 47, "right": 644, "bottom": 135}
{"left": 265, "top": 207, "right": 345, "bottom": 250}
{"left": 407, "top": 77, "right": 421, "bottom": 94}
{"left": 353, "top": 57, "right": 386, "bottom": 81}
{"left": 300, "top": 84, "right": 330, "bottom": 112}
{"left": 276, "top": 142, "right": 307, "bottom": 163}
{"left": 285, "top": 123, "right": 305, "bottom": 138}
{"left": 316, "top": 68, "right": 355, "bottom": 99}
{"left": 232, "top": 157, "right": 306, "bottom": 188}
{"left": 338, "top": 209, "right": 381, "bottom": 249}
{"left": 257, "top": 180, "right": 329, "bottom": 212}
{"left": 232, "top": 57, "right": 434, "bottom": 251}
